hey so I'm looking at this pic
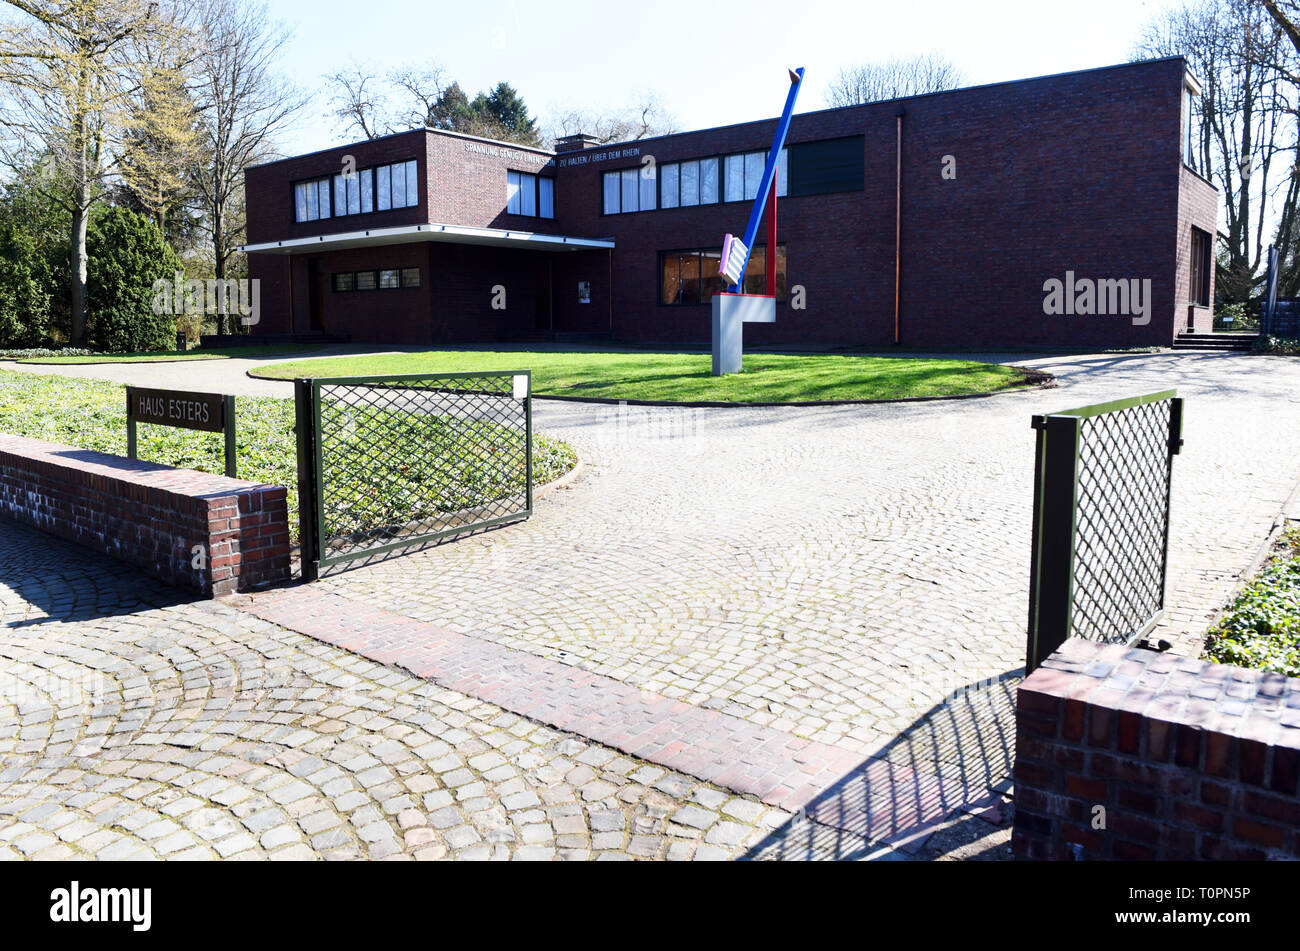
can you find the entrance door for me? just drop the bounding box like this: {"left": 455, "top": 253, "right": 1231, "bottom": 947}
{"left": 307, "top": 259, "right": 325, "bottom": 332}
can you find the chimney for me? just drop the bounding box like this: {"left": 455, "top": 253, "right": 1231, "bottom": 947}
{"left": 555, "top": 133, "right": 602, "bottom": 154}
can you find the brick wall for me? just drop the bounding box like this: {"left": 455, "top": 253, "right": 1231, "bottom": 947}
{"left": 1013, "top": 638, "right": 1300, "bottom": 861}
{"left": 0, "top": 434, "right": 290, "bottom": 597}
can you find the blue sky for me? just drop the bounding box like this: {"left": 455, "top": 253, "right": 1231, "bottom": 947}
{"left": 271, "top": 0, "right": 1175, "bottom": 155}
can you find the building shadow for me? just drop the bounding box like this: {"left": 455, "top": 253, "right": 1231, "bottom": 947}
{"left": 0, "top": 516, "right": 203, "bottom": 629}
{"left": 741, "top": 670, "right": 1020, "bottom": 861}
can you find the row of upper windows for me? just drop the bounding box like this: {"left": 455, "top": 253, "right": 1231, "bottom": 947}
{"left": 603, "top": 149, "right": 789, "bottom": 216}
{"left": 294, "top": 159, "right": 419, "bottom": 223}
{"left": 294, "top": 160, "right": 556, "bottom": 223}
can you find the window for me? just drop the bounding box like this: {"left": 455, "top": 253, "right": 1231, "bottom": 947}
{"left": 333, "top": 172, "right": 364, "bottom": 217}
{"left": 661, "top": 164, "right": 679, "bottom": 209}
{"left": 294, "top": 178, "right": 332, "bottom": 222}
{"left": 700, "top": 157, "right": 719, "bottom": 204}
{"left": 741, "top": 245, "right": 788, "bottom": 298}
{"left": 360, "top": 168, "right": 374, "bottom": 213}
{"left": 603, "top": 172, "right": 620, "bottom": 214}
{"left": 661, "top": 252, "right": 700, "bottom": 305}
{"left": 507, "top": 170, "right": 553, "bottom": 218}
{"left": 379, "top": 269, "right": 401, "bottom": 289}
{"left": 602, "top": 167, "right": 654, "bottom": 214}
{"left": 721, "top": 150, "right": 787, "bottom": 202}
{"left": 540, "top": 177, "right": 555, "bottom": 219}
{"left": 401, "top": 268, "right": 421, "bottom": 288}
{"left": 1190, "top": 228, "right": 1211, "bottom": 306}
{"left": 1185, "top": 87, "right": 1198, "bottom": 172}
{"left": 660, "top": 245, "right": 787, "bottom": 305}
{"left": 375, "top": 160, "right": 418, "bottom": 212}
{"left": 680, "top": 161, "right": 699, "bottom": 207}
{"left": 744, "top": 152, "right": 764, "bottom": 200}
{"left": 355, "top": 271, "right": 377, "bottom": 291}
{"left": 332, "top": 272, "right": 356, "bottom": 293}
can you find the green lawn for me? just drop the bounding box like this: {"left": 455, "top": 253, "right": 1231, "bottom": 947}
{"left": 14, "top": 345, "right": 323, "bottom": 364}
{"left": 0, "top": 371, "right": 576, "bottom": 542}
{"left": 253, "top": 350, "right": 1035, "bottom": 403}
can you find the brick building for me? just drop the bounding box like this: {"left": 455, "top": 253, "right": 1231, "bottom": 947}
{"left": 242, "top": 56, "right": 1217, "bottom": 350}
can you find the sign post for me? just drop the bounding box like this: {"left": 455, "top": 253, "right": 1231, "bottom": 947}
{"left": 126, "top": 387, "right": 238, "bottom": 478}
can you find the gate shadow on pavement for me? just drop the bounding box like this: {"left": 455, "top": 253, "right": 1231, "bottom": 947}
{"left": 741, "top": 670, "right": 1020, "bottom": 861}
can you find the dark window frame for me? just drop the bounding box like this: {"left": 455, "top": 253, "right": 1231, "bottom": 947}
{"left": 293, "top": 176, "right": 334, "bottom": 223}
{"left": 506, "top": 169, "right": 556, "bottom": 220}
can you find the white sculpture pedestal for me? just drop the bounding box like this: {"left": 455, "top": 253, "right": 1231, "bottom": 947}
{"left": 711, "top": 293, "right": 776, "bottom": 376}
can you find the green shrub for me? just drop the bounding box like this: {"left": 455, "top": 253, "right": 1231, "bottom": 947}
{"left": 85, "top": 207, "right": 180, "bottom": 353}
{"left": 0, "top": 222, "right": 53, "bottom": 348}
{"left": 1252, "top": 335, "right": 1300, "bottom": 355}
{"left": 1205, "top": 529, "right": 1300, "bottom": 678}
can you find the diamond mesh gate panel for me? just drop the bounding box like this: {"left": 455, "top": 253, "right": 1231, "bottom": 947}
{"left": 312, "top": 372, "right": 530, "bottom": 566}
{"left": 1071, "top": 400, "right": 1173, "bottom": 644}
{"left": 1026, "top": 391, "right": 1181, "bottom": 672}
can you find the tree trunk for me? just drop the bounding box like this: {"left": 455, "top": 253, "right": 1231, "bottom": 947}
{"left": 70, "top": 196, "right": 89, "bottom": 347}
{"left": 214, "top": 212, "right": 234, "bottom": 335}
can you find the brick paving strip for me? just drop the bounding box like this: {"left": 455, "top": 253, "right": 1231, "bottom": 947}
{"left": 234, "top": 585, "right": 1004, "bottom": 842}
{"left": 236, "top": 587, "right": 862, "bottom": 813}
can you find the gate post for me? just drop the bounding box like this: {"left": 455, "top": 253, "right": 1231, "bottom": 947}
{"left": 294, "top": 378, "right": 321, "bottom": 582}
{"left": 1025, "top": 413, "right": 1082, "bottom": 673}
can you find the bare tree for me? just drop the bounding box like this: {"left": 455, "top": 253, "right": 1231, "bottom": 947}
{"left": 545, "top": 93, "right": 678, "bottom": 146}
{"left": 1137, "top": 0, "right": 1295, "bottom": 303}
{"left": 388, "top": 64, "right": 450, "bottom": 132}
{"left": 190, "top": 0, "right": 306, "bottom": 331}
{"left": 825, "top": 53, "right": 965, "bottom": 107}
{"left": 324, "top": 63, "right": 392, "bottom": 141}
{"left": 0, "top": 0, "right": 185, "bottom": 345}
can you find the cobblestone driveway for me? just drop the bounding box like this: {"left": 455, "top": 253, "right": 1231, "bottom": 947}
{"left": 319, "top": 351, "right": 1300, "bottom": 754}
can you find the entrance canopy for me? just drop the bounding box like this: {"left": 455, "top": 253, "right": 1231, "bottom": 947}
{"left": 240, "top": 222, "right": 615, "bottom": 255}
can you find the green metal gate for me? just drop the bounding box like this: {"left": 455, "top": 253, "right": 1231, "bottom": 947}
{"left": 295, "top": 371, "right": 532, "bottom": 578}
{"left": 1025, "top": 390, "right": 1184, "bottom": 672}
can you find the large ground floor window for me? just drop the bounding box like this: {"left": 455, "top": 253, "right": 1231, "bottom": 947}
{"left": 659, "top": 245, "right": 787, "bottom": 305}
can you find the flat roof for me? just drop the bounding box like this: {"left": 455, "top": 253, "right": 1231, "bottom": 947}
{"left": 240, "top": 222, "right": 615, "bottom": 255}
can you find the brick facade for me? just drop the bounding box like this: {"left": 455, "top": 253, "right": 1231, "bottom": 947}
{"left": 245, "top": 57, "right": 1217, "bottom": 350}
{"left": 1012, "top": 638, "right": 1300, "bottom": 861}
{"left": 0, "top": 434, "right": 290, "bottom": 597}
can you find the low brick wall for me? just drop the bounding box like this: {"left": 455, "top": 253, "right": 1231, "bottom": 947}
{"left": 1013, "top": 638, "right": 1300, "bottom": 861}
{"left": 0, "top": 433, "right": 290, "bottom": 597}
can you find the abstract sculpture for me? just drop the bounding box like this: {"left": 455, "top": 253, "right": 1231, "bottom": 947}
{"left": 712, "top": 67, "right": 805, "bottom": 376}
